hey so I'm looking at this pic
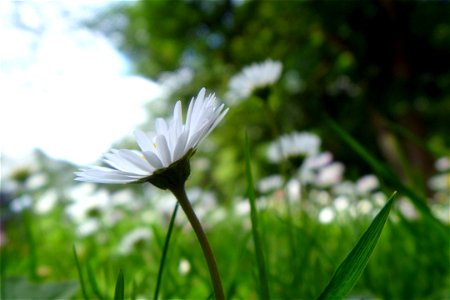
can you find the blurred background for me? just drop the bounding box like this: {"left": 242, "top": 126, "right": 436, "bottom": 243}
{"left": 1, "top": 1, "right": 449, "bottom": 299}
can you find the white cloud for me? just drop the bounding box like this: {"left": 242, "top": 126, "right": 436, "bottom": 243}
{"left": 0, "top": 0, "right": 161, "bottom": 165}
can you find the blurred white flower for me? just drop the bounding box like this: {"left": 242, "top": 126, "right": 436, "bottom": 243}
{"left": 234, "top": 199, "right": 251, "bottom": 216}
{"left": 110, "top": 190, "right": 136, "bottom": 207}
{"left": 66, "top": 184, "right": 109, "bottom": 222}
{"left": 302, "top": 152, "right": 334, "bottom": 170}
{"left": 316, "top": 162, "right": 345, "bottom": 187}
{"left": 334, "top": 195, "right": 350, "bottom": 211}
{"left": 397, "top": 198, "right": 419, "bottom": 220}
{"left": 27, "top": 173, "right": 48, "bottom": 190}
{"left": 268, "top": 132, "right": 321, "bottom": 163}
{"left": 10, "top": 195, "right": 32, "bottom": 212}
{"left": 435, "top": 156, "right": 450, "bottom": 171}
{"left": 75, "top": 88, "right": 228, "bottom": 185}
{"left": 226, "top": 59, "right": 282, "bottom": 104}
{"left": 178, "top": 258, "right": 191, "bottom": 275}
{"left": 77, "top": 219, "right": 100, "bottom": 237}
{"left": 356, "top": 174, "right": 379, "bottom": 194}
{"left": 332, "top": 181, "right": 355, "bottom": 196}
{"left": 286, "top": 178, "right": 301, "bottom": 202}
{"left": 299, "top": 152, "right": 334, "bottom": 184}
{"left": 159, "top": 67, "right": 194, "bottom": 94}
{"left": 373, "top": 192, "right": 387, "bottom": 207}
{"left": 356, "top": 199, "right": 373, "bottom": 215}
{"left": 431, "top": 201, "right": 450, "bottom": 224}
{"left": 318, "top": 207, "right": 335, "bottom": 224}
{"left": 428, "top": 173, "right": 450, "bottom": 192}
{"left": 187, "top": 187, "right": 218, "bottom": 219}
{"left": 118, "top": 227, "right": 152, "bottom": 255}
{"left": 257, "top": 175, "right": 284, "bottom": 193}
{"left": 233, "top": 197, "right": 267, "bottom": 216}
{"left": 35, "top": 190, "right": 58, "bottom": 214}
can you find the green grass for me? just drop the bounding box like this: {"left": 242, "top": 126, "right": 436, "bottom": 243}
{"left": 1, "top": 127, "right": 448, "bottom": 299}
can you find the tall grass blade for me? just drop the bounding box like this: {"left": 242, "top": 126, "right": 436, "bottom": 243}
{"left": 325, "top": 117, "right": 448, "bottom": 238}
{"left": 86, "top": 261, "right": 104, "bottom": 300}
{"left": 386, "top": 120, "right": 447, "bottom": 158}
{"left": 153, "top": 202, "right": 179, "bottom": 300}
{"left": 317, "top": 192, "right": 396, "bottom": 300}
{"left": 131, "top": 279, "right": 137, "bottom": 300}
{"left": 114, "top": 269, "right": 124, "bottom": 300}
{"left": 72, "top": 245, "right": 89, "bottom": 300}
{"left": 244, "top": 134, "right": 271, "bottom": 300}
{"left": 23, "top": 211, "right": 37, "bottom": 280}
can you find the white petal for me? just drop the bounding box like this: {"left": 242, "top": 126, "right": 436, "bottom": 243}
{"left": 75, "top": 167, "right": 144, "bottom": 184}
{"left": 186, "top": 96, "right": 196, "bottom": 131}
{"left": 173, "top": 101, "right": 183, "bottom": 125}
{"left": 134, "top": 130, "right": 153, "bottom": 152}
{"left": 173, "top": 130, "right": 189, "bottom": 161}
{"left": 204, "top": 107, "right": 229, "bottom": 139}
{"left": 189, "top": 88, "right": 206, "bottom": 130}
{"left": 155, "top": 135, "right": 171, "bottom": 167}
{"left": 155, "top": 118, "right": 169, "bottom": 136}
{"left": 117, "top": 149, "right": 155, "bottom": 173}
{"left": 186, "top": 123, "right": 209, "bottom": 150}
{"left": 104, "top": 151, "right": 149, "bottom": 175}
{"left": 143, "top": 151, "right": 164, "bottom": 169}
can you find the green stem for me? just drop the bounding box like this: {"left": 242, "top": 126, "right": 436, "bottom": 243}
{"left": 23, "top": 210, "right": 38, "bottom": 281}
{"left": 244, "top": 135, "right": 271, "bottom": 300}
{"left": 261, "top": 97, "right": 298, "bottom": 270}
{"left": 153, "top": 202, "right": 179, "bottom": 300}
{"left": 169, "top": 184, "right": 225, "bottom": 300}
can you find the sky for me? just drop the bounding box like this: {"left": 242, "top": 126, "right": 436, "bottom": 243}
{"left": 0, "top": 0, "right": 161, "bottom": 166}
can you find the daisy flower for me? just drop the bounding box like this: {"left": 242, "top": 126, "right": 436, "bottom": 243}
{"left": 226, "top": 59, "right": 282, "bottom": 104}
{"left": 267, "top": 131, "right": 321, "bottom": 163}
{"left": 75, "top": 88, "right": 228, "bottom": 188}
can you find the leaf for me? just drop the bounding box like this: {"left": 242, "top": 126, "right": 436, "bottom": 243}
{"left": 86, "top": 261, "right": 104, "bottom": 300}
{"left": 153, "top": 202, "right": 179, "bottom": 300}
{"left": 317, "top": 192, "right": 396, "bottom": 300}
{"left": 114, "top": 269, "right": 124, "bottom": 300}
{"left": 3, "top": 277, "right": 78, "bottom": 299}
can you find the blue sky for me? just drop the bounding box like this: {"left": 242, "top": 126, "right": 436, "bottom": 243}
{"left": 0, "top": 0, "right": 161, "bottom": 165}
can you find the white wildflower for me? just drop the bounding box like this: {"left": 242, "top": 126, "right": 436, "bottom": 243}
{"left": 75, "top": 88, "right": 228, "bottom": 187}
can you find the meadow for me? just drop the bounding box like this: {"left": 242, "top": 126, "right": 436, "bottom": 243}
{"left": 2, "top": 1, "right": 450, "bottom": 299}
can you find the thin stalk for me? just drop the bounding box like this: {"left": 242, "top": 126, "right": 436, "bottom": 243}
{"left": 23, "top": 210, "right": 38, "bottom": 281}
{"left": 153, "top": 202, "right": 179, "bottom": 300}
{"left": 261, "top": 97, "right": 297, "bottom": 269}
{"left": 245, "top": 135, "right": 271, "bottom": 300}
{"left": 169, "top": 184, "right": 225, "bottom": 300}
{"left": 73, "top": 245, "right": 89, "bottom": 300}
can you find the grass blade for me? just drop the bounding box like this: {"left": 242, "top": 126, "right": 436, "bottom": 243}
{"left": 72, "top": 245, "right": 88, "bottom": 300}
{"left": 114, "top": 269, "right": 124, "bottom": 300}
{"left": 23, "top": 211, "right": 37, "bottom": 280}
{"left": 153, "top": 202, "right": 179, "bottom": 300}
{"left": 386, "top": 120, "right": 447, "bottom": 158}
{"left": 317, "top": 192, "right": 396, "bottom": 300}
{"left": 86, "top": 261, "right": 104, "bottom": 300}
{"left": 325, "top": 117, "right": 448, "bottom": 238}
{"left": 244, "top": 134, "right": 271, "bottom": 300}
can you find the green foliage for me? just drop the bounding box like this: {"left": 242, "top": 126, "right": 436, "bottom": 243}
{"left": 2, "top": 277, "right": 78, "bottom": 299}
{"left": 114, "top": 269, "right": 124, "bottom": 300}
{"left": 318, "top": 193, "right": 395, "bottom": 299}
{"left": 153, "top": 203, "right": 179, "bottom": 300}
{"left": 244, "top": 134, "right": 271, "bottom": 300}
{"left": 2, "top": 1, "right": 449, "bottom": 299}
{"left": 88, "top": 0, "right": 450, "bottom": 196}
